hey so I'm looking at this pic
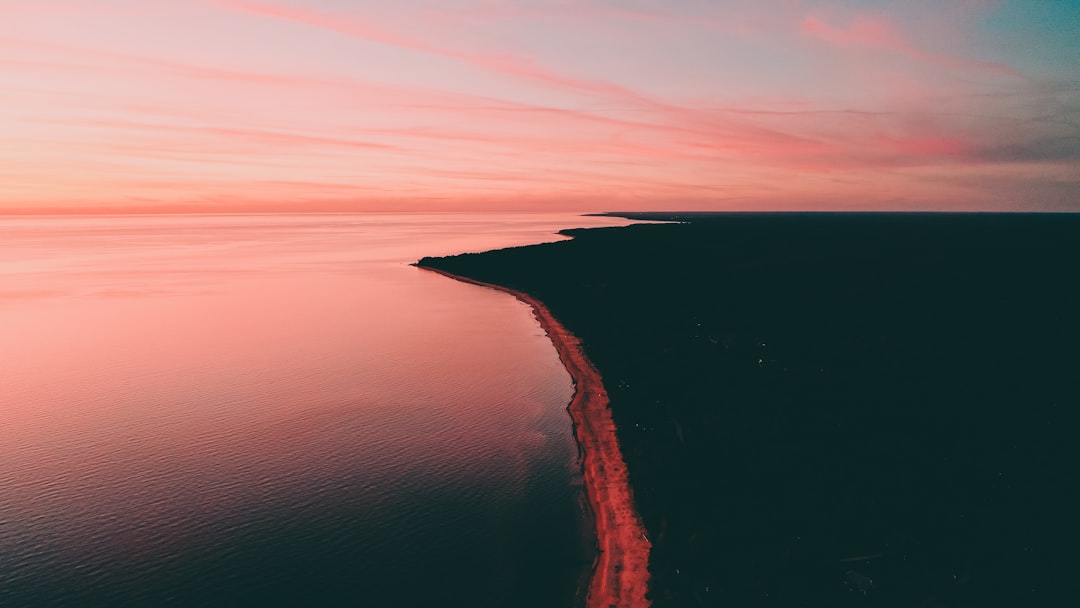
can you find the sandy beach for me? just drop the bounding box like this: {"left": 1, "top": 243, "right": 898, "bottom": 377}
{"left": 420, "top": 266, "right": 651, "bottom": 608}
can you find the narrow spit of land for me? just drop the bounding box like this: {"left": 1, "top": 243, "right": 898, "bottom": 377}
{"left": 418, "top": 267, "right": 651, "bottom": 608}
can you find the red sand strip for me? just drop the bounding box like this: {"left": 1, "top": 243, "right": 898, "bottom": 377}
{"left": 422, "top": 267, "right": 651, "bottom": 608}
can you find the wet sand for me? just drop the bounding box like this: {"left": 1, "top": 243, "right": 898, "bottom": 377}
{"left": 419, "top": 266, "right": 651, "bottom": 608}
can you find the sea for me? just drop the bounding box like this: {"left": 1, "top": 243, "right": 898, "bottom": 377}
{"left": 0, "top": 212, "right": 636, "bottom": 607}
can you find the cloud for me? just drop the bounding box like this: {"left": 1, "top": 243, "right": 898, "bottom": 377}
{"left": 972, "top": 136, "right": 1080, "bottom": 163}
{"left": 213, "top": 0, "right": 666, "bottom": 106}
{"left": 0, "top": 36, "right": 350, "bottom": 89}
{"left": 4, "top": 0, "right": 1076, "bottom": 211}
{"left": 801, "top": 13, "right": 1023, "bottom": 78}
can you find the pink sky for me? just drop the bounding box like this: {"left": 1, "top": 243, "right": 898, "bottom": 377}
{"left": 2, "top": 0, "right": 1077, "bottom": 212}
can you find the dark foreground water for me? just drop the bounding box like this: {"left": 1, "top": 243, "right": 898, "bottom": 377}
{"left": 0, "top": 213, "right": 634, "bottom": 607}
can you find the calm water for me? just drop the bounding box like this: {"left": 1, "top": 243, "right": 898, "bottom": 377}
{"left": 0, "top": 213, "right": 635, "bottom": 607}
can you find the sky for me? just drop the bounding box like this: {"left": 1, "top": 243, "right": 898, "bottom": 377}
{"left": 2, "top": 0, "right": 1078, "bottom": 213}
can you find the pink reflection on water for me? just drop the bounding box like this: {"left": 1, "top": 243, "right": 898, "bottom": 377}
{"left": 0, "top": 212, "right": 634, "bottom": 578}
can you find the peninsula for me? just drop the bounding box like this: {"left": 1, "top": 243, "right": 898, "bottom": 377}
{"left": 419, "top": 212, "right": 1078, "bottom": 606}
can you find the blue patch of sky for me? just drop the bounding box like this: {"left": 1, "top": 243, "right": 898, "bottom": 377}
{"left": 977, "top": 0, "right": 1080, "bottom": 75}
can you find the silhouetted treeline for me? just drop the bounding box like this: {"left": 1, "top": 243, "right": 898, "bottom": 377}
{"left": 418, "top": 213, "right": 1080, "bottom": 607}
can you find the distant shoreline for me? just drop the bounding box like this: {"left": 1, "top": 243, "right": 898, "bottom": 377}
{"left": 416, "top": 265, "right": 651, "bottom": 608}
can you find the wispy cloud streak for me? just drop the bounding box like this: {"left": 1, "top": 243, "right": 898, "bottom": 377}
{"left": 801, "top": 13, "right": 1023, "bottom": 78}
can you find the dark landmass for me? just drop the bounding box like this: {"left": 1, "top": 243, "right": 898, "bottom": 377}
{"left": 418, "top": 213, "right": 1079, "bottom": 607}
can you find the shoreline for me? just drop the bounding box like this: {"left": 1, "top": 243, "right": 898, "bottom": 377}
{"left": 418, "top": 265, "right": 651, "bottom": 608}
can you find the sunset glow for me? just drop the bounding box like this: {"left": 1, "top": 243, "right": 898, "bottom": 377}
{"left": 3, "top": 0, "right": 1077, "bottom": 212}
